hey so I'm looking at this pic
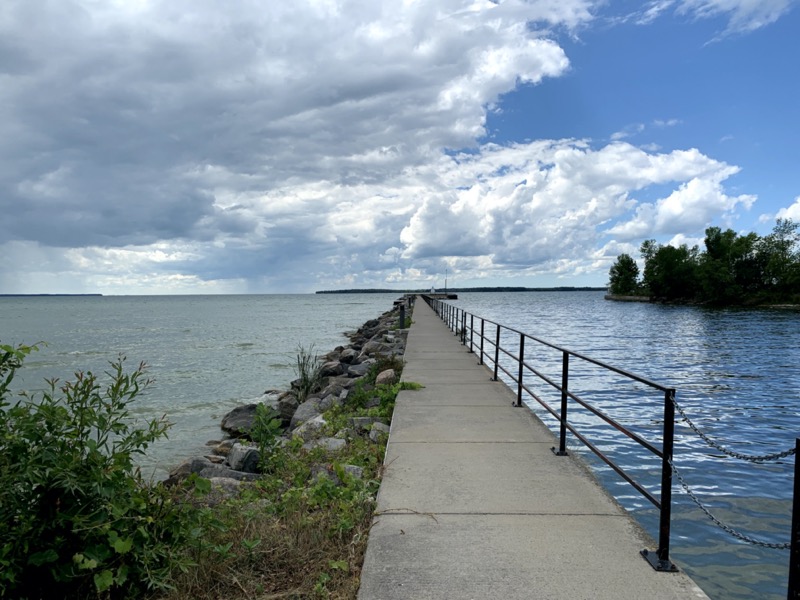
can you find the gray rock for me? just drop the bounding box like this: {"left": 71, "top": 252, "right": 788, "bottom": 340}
{"left": 303, "top": 437, "right": 347, "bottom": 452}
{"left": 349, "top": 416, "right": 388, "bottom": 433}
{"left": 293, "top": 414, "right": 327, "bottom": 441}
{"left": 319, "top": 378, "right": 348, "bottom": 400}
{"left": 375, "top": 368, "right": 397, "bottom": 386}
{"left": 347, "top": 361, "right": 373, "bottom": 378}
{"left": 344, "top": 465, "right": 365, "bottom": 479}
{"left": 320, "top": 360, "right": 344, "bottom": 377}
{"left": 290, "top": 396, "right": 325, "bottom": 429}
{"left": 339, "top": 348, "right": 359, "bottom": 364}
{"left": 211, "top": 438, "right": 237, "bottom": 456}
{"left": 170, "top": 456, "right": 215, "bottom": 477}
{"left": 227, "top": 442, "right": 261, "bottom": 473}
{"left": 206, "top": 477, "right": 243, "bottom": 503}
{"left": 276, "top": 391, "right": 299, "bottom": 425}
{"left": 360, "top": 339, "right": 393, "bottom": 357}
{"left": 163, "top": 456, "right": 217, "bottom": 487}
{"left": 197, "top": 466, "right": 259, "bottom": 482}
{"left": 369, "top": 422, "right": 391, "bottom": 442}
{"left": 221, "top": 404, "right": 258, "bottom": 437}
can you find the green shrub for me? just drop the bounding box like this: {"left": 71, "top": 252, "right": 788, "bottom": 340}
{"left": 0, "top": 344, "right": 196, "bottom": 599}
{"left": 250, "top": 404, "right": 284, "bottom": 472}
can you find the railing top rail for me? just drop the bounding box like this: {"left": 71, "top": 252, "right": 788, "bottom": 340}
{"left": 432, "top": 299, "right": 673, "bottom": 393}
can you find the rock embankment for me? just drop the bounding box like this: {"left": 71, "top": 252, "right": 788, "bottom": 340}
{"left": 165, "top": 299, "right": 411, "bottom": 499}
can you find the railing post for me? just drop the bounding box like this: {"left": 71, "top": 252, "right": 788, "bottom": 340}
{"left": 479, "top": 318, "right": 484, "bottom": 365}
{"left": 515, "top": 333, "right": 524, "bottom": 407}
{"left": 642, "top": 388, "right": 678, "bottom": 572}
{"left": 461, "top": 311, "right": 466, "bottom": 344}
{"left": 469, "top": 314, "right": 474, "bottom": 352}
{"left": 788, "top": 437, "right": 800, "bottom": 599}
{"left": 493, "top": 324, "right": 500, "bottom": 381}
{"left": 554, "top": 351, "right": 569, "bottom": 456}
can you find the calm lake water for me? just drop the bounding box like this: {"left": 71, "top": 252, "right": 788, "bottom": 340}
{"left": 1, "top": 291, "right": 798, "bottom": 600}
{"left": 0, "top": 293, "right": 401, "bottom": 477}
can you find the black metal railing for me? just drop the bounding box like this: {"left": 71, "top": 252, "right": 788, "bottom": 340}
{"left": 423, "top": 295, "right": 681, "bottom": 571}
{"left": 423, "top": 295, "right": 800, "bottom": 596}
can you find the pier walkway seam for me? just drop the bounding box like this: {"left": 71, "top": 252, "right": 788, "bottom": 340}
{"left": 357, "top": 297, "right": 709, "bottom": 600}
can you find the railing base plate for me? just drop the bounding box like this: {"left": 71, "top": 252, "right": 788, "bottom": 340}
{"left": 640, "top": 549, "right": 678, "bottom": 572}
{"left": 551, "top": 447, "right": 569, "bottom": 456}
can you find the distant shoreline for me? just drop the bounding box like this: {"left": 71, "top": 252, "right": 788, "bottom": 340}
{"left": 0, "top": 294, "right": 103, "bottom": 297}
{"left": 316, "top": 286, "right": 607, "bottom": 294}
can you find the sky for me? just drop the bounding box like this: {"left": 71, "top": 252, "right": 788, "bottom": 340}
{"left": 1, "top": 0, "right": 798, "bottom": 294}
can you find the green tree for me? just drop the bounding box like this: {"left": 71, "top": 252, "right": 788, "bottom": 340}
{"left": 641, "top": 243, "right": 700, "bottom": 301}
{"left": 607, "top": 253, "right": 640, "bottom": 295}
{"left": 757, "top": 218, "right": 800, "bottom": 296}
{"left": 698, "top": 227, "right": 741, "bottom": 304}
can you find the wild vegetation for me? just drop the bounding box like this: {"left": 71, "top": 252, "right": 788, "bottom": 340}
{"left": 0, "top": 340, "right": 418, "bottom": 599}
{"left": 0, "top": 345, "right": 198, "bottom": 599}
{"left": 607, "top": 219, "right": 800, "bottom": 305}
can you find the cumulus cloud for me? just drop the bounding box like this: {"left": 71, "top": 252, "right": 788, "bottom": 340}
{"left": 0, "top": 0, "right": 778, "bottom": 293}
{"left": 772, "top": 196, "right": 800, "bottom": 222}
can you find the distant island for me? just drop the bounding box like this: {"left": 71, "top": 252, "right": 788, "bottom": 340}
{"left": 0, "top": 294, "right": 103, "bottom": 297}
{"left": 316, "top": 287, "right": 606, "bottom": 294}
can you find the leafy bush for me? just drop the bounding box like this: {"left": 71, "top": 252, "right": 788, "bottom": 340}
{"left": 0, "top": 344, "right": 196, "bottom": 599}
{"left": 250, "top": 403, "right": 284, "bottom": 472}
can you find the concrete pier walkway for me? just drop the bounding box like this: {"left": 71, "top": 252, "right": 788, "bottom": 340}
{"left": 358, "top": 298, "right": 709, "bottom": 600}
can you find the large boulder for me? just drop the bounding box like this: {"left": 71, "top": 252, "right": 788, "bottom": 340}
{"left": 197, "top": 466, "right": 259, "bottom": 482}
{"left": 339, "top": 348, "right": 359, "bottom": 364}
{"left": 375, "top": 368, "right": 397, "bottom": 386}
{"left": 303, "top": 437, "right": 347, "bottom": 452}
{"left": 347, "top": 360, "right": 374, "bottom": 378}
{"left": 293, "top": 414, "right": 327, "bottom": 441}
{"left": 221, "top": 392, "right": 286, "bottom": 437}
{"left": 276, "top": 391, "right": 299, "bottom": 426}
{"left": 227, "top": 442, "right": 261, "bottom": 473}
{"left": 360, "top": 339, "right": 393, "bottom": 358}
{"left": 221, "top": 404, "right": 259, "bottom": 437}
{"left": 290, "top": 396, "right": 326, "bottom": 429}
{"left": 164, "top": 456, "right": 217, "bottom": 486}
{"left": 320, "top": 360, "right": 344, "bottom": 377}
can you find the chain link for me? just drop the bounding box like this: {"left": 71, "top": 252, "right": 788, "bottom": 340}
{"left": 670, "top": 460, "right": 791, "bottom": 550}
{"left": 672, "top": 397, "right": 796, "bottom": 462}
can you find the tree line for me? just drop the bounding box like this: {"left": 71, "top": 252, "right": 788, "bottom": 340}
{"left": 608, "top": 219, "right": 800, "bottom": 305}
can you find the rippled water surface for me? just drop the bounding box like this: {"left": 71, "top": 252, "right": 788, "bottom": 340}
{"left": 453, "top": 291, "right": 800, "bottom": 600}
{"left": 0, "top": 294, "right": 400, "bottom": 477}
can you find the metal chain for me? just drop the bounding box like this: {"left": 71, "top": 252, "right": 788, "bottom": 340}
{"left": 670, "top": 460, "right": 790, "bottom": 549}
{"left": 672, "top": 397, "right": 796, "bottom": 462}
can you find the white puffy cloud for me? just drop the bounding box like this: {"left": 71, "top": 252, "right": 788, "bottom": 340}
{"left": 774, "top": 196, "right": 800, "bottom": 222}
{"left": 398, "top": 140, "right": 754, "bottom": 280}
